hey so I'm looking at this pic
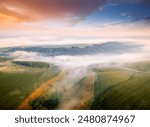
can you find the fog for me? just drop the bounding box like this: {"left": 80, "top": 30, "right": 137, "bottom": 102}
{"left": 11, "top": 48, "right": 150, "bottom": 69}
{"left": 9, "top": 46, "right": 150, "bottom": 109}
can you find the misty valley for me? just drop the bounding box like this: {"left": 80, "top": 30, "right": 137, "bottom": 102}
{"left": 0, "top": 42, "right": 150, "bottom": 110}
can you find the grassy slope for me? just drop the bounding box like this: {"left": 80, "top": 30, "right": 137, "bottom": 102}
{"left": 0, "top": 62, "right": 60, "bottom": 109}
{"left": 94, "top": 70, "right": 131, "bottom": 97}
{"left": 13, "top": 61, "right": 50, "bottom": 68}
{"left": 0, "top": 57, "right": 150, "bottom": 110}
{"left": 125, "top": 61, "right": 150, "bottom": 72}
{"left": 91, "top": 62, "right": 150, "bottom": 110}
{"left": 0, "top": 57, "right": 10, "bottom": 62}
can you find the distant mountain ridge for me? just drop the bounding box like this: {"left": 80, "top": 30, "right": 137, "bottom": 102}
{"left": 4, "top": 42, "right": 139, "bottom": 56}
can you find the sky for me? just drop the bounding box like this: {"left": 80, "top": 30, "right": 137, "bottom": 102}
{"left": 0, "top": 0, "right": 150, "bottom": 48}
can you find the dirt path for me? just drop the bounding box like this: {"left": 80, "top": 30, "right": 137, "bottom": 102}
{"left": 57, "top": 72, "right": 95, "bottom": 110}
{"left": 18, "top": 70, "right": 67, "bottom": 110}
{"left": 83, "top": 72, "right": 95, "bottom": 99}
{"left": 77, "top": 72, "right": 95, "bottom": 109}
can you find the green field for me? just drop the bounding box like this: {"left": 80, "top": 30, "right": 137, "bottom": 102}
{"left": 91, "top": 62, "right": 150, "bottom": 110}
{"left": 0, "top": 57, "right": 150, "bottom": 110}
{"left": 0, "top": 60, "right": 60, "bottom": 109}
{"left": 0, "top": 57, "right": 11, "bottom": 62}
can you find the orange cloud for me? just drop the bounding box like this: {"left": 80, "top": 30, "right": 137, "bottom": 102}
{"left": 0, "top": 0, "right": 107, "bottom": 23}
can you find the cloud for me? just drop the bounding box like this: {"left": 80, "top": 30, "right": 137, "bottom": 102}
{"left": 99, "top": 20, "right": 123, "bottom": 27}
{"left": 109, "top": 3, "right": 119, "bottom": 6}
{"left": 113, "top": 0, "right": 150, "bottom": 6}
{"left": 109, "top": 0, "right": 150, "bottom": 6}
{"left": 131, "top": 16, "right": 150, "bottom": 24}
{"left": 137, "top": 0, "right": 150, "bottom": 5}
{"left": 120, "top": 12, "right": 150, "bottom": 25}
{"left": 121, "top": 12, "right": 133, "bottom": 17}
{"left": 10, "top": 45, "right": 150, "bottom": 69}
{"left": 0, "top": 0, "right": 108, "bottom": 22}
{"left": 67, "top": 17, "right": 86, "bottom": 26}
